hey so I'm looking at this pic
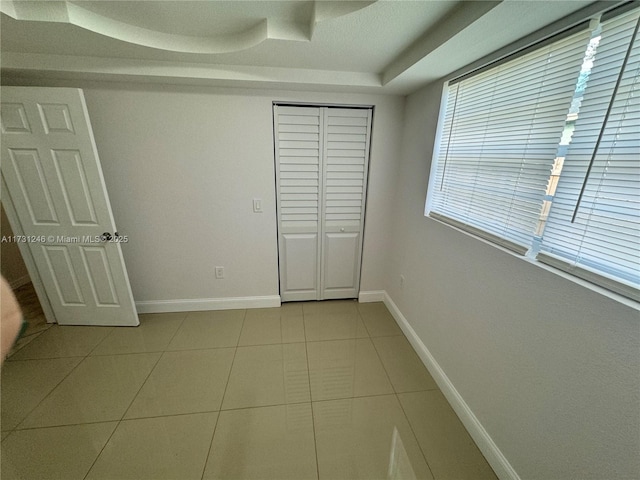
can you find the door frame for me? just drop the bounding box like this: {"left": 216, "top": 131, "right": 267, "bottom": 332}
{"left": 272, "top": 101, "right": 375, "bottom": 302}
{"left": 1, "top": 176, "right": 57, "bottom": 323}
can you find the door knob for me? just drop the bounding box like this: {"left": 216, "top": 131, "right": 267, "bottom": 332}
{"left": 340, "top": 228, "right": 345, "bottom": 232}
{"left": 101, "top": 232, "right": 112, "bottom": 241}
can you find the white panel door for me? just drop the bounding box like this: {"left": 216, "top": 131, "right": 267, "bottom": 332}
{"left": 1, "top": 87, "right": 139, "bottom": 326}
{"left": 274, "top": 105, "right": 322, "bottom": 301}
{"left": 274, "top": 105, "right": 372, "bottom": 302}
{"left": 321, "top": 108, "right": 371, "bottom": 299}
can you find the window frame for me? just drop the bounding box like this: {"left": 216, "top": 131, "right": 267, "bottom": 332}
{"left": 424, "top": 2, "right": 640, "bottom": 306}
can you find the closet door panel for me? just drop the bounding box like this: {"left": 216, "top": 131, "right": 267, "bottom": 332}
{"left": 322, "top": 230, "right": 360, "bottom": 299}
{"left": 321, "top": 108, "right": 372, "bottom": 299}
{"left": 281, "top": 232, "right": 319, "bottom": 300}
{"left": 275, "top": 106, "right": 322, "bottom": 301}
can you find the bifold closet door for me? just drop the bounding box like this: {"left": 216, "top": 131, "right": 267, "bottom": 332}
{"left": 275, "top": 106, "right": 323, "bottom": 301}
{"left": 274, "top": 105, "right": 372, "bottom": 302}
{"left": 320, "top": 108, "right": 371, "bottom": 299}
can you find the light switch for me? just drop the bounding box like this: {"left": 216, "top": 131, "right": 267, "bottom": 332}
{"left": 253, "top": 199, "right": 263, "bottom": 213}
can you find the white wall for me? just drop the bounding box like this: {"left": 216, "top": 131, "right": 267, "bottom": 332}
{"left": 387, "top": 80, "right": 640, "bottom": 479}
{"left": 2, "top": 79, "right": 403, "bottom": 304}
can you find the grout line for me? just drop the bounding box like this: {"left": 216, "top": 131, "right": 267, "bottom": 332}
{"left": 310, "top": 391, "right": 398, "bottom": 407}
{"left": 200, "top": 308, "right": 247, "bottom": 480}
{"left": 398, "top": 387, "right": 441, "bottom": 395}
{"left": 81, "top": 315, "right": 190, "bottom": 480}
{"left": 12, "top": 351, "right": 176, "bottom": 362}
{"left": 115, "top": 312, "right": 191, "bottom": 420}
{"left": 162, "top": 343, "right": 242, "bottom": 353}
{"left": 215, "top": 391, "right": 421, "bottom": 411}
{"left": 160, "top": 311, "right": 190, "bottom": 350}
{"left": 235, "top": 339, "right": 304, "bottom": 348}
{"left": 364, "top": 332, "right": 405, "bottom": 340}
{"left": 370, "top": 342, "right": 399, "bottom": 391}
{"left": 366, "top": 303, "right": 437, "bottom": 478}
{"left": 370, "top": 334, "right": 401, "bottom": 395}
{"left": 279, "top": 315, "right": 284, "bottom": 344}
{"left": 10, "top": 411, "right": 237, "bottom": 433}
{"left": 87, "top": 349, "right": 172, "bottom": 357}
{"left": 199, "top": 410, "right": 221, "bottom": 480}
{"left": 148, "top": 311, "right": 189, "bottom": 352}
{"left": 8, "top": 397, "right": 364, "bottom": 430}
{"left": 119, "top": 352, "right": 165, "bottom": 421}
{"left": 5, "top": 354, "right": 87, "bottom": 362}
{"left": 13, "top": 419, "right": 123, "bottom": 432}
{"left": 164, "top": 311, "right": 245, "bottom": 351}
{"left": 218, "top": 400, "right": 312, "bottom": 413}
{"left": 395, "top": 392, "right": 437, "bottom": 480}
{"left": 236, "top": 309, "right": 247, "bottom": 348}
{"left": 87, "top": 351, "right": 169, "bottom": 479}
{"left": 86, "top": 327, "right": 118, "bottom": 357}
{"left": 12, "top": 347, "right": 94, "bottom": 431}
{"left": 303, "top": 318, "right": 321, "bottom": 480}
{"left": 82, "top": 422, "right": 119, "bottom": 480}
{"left": 113, "top": 410, "right": 222, "bottom": 422}
{"left": 356, "top": 308, "right": 373, "bottom": 337}
{"left": 235, "top": 341, "right": 306, "bottom": 351}
{"left": 304, "top": 336, "right": 371, "bottom": 345}
{"left": 62, "top": 334, "right": 162, "bottom": 479}
{"left": 7, "top": 328, "right": 50, "bottom": 357}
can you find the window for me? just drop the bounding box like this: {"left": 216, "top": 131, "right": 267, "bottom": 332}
{"left": 426, "top": 6, "right": 640, "bottom": 300}
{"left": 538, "top": 10, "right": 640, "bottom": 300}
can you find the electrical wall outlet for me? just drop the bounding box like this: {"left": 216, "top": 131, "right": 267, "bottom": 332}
{"left": 215, "top": 266, "right": 225, "bottom": 279}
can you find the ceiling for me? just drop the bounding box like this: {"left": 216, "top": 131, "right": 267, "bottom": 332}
{"left": 1, "top": 0, "right": 602, "bottom": 95}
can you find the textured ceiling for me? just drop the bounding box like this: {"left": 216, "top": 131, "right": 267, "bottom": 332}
{"left": 0, "top": 0, "right": 600, "bottom": 94}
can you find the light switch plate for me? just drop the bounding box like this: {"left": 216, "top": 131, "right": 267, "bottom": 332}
{"left": 215, "top": 266, "right": 224, "bottom": 279}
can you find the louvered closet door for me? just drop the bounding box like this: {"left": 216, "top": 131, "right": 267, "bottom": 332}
{"left": 274, "top": 105, "right": 372, "bottom": 302}
{"left": 275, "top": 106, "right": 323, "bottom": 301}
{"left": 321, "top": 108, "right": 371, "bottom": 299}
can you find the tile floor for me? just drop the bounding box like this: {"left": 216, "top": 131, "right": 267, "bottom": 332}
{"left": 1, "top": 300, "right": 497, "bottom": 480}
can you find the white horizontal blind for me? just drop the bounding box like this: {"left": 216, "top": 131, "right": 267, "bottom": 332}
{"left": 429, "top": 29, "right": 591, "bottom": 253}
{"left": 538, "top": 9, "right": 640, "bottom": 300}
{"left": 323, "top": 108, "right": 370, "bottom": 224}
{"left": 275, "top": 106, "right": 321, "bottom": 230}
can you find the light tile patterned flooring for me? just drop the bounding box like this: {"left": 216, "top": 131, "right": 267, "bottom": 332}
{"left": 1, "top": 300, "right": 497, "bottom": 480}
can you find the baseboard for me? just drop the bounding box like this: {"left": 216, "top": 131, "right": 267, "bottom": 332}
{"left": 9, "top": 275, "right": 31, "bottom": 289}
{"left": 383, "top": 291, "right": 520, "bottom": 480}
{"left": 135, "top": 295, "right": 281, "bottom": 314}
{"left": 358, "top": 290, "right": 386, "bottom": 302}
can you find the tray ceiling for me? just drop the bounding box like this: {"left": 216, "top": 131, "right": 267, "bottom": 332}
{"left": 1, "top": 0, "right": 601, "bottom": 94}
